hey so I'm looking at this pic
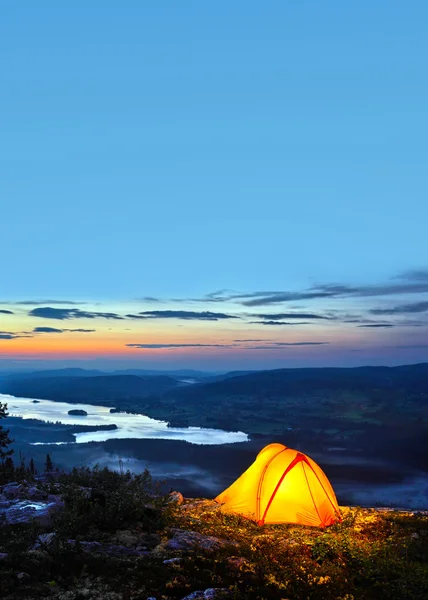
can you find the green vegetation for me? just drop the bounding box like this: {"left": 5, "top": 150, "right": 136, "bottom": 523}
{"left": 0, "top": 464, "right": 427, "bottom": 599}
{"left": 0, "top": 401, "right": 13, "bottom": 461}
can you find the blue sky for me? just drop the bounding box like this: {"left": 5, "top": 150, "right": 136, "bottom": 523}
{"left": 1, "top": 2, "right": 428, "bottom": 370}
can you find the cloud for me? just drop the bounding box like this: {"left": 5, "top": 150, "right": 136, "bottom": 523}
{"left": 393, "top": 344, "right": 428, "bottom": 349}
{"left": 15, "top": 300, "right": 86, "bottom": 306}
{"left": 237, "top": 291, "right": 336, "bottom": 306}
{"left": 126, "top": 343, "right": 232, "bottom": 349}
{"left": 0, "top": 331, "right": 33, "bottom": 340}
{"left": 272, "top": 341, "right": 329, "bottom": 346}
{"left": 250, "top": 312, "right": 332, "bottom": 320}
{"left": 244, "top": 342, "right": 329, "bottom": 349}
{"left": 395, "top": 269, "right": 428, "bottom": 281}
{"left": 134, "top": 296, "right": 163, "bottom": 303}
{"left": 356, "top": 324, "right": 395, "bottom": 328}
{"left": 0, "top": 310, "right": 14, "bottom": 314}
{"left": 127, "top": 310, "right": 238, "bottom": 321}
{"left": 370, "top": 301, "right": 428, "bottom": 315}
{"left": 249, "top": 321, "right": 312, "bottom": 326}
{"left": 233, "top": 339, "right": 267, "bottom": 342}
{"left": 29, "top": 307, "right": 124, "bottom": 320}
{"left": 196, "top": 271, "right": 428, "bottom": 307}
{"left": 33, "top": 327, "right": 96, "bottom": 334}
{"left": 126, "top": 341, "right": 328, "bottom": 350}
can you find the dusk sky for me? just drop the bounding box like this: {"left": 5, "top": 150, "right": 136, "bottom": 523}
{"left": 2, "top": 2, "right": 428, "bottom": 371}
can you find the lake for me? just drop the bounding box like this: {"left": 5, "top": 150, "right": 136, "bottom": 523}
{"left": 1, "top": 394, "right": 248, "bottom": 445}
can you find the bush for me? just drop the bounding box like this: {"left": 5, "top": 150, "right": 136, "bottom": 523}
{"left": 54, "top": 465, "right": 175, "bottom": 538}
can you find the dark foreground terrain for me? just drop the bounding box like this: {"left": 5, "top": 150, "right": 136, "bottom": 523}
{"left": 1, "top": 466, "right": 427, "bottom": 600}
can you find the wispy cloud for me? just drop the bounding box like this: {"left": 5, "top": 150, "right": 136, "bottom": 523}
{"left": 393, "top": 344, "right": 428, "bottom": 349}
{"left": 370, "top": 301, "right": 428, "bottom": 315}
{"left": 29, "top": 307, "right": 124, "bottom": 320}
{"left": 193, "top": 270, "right": 428, "bottom": 307}
{"left": 233, "top": 339, "right": 267, "bottom": 342}
{"left": 0, "top": 331, "right": 32, "bottom": 340}
{"left": 126, "top": 341, "right": 328, "bottom": 350}
{"left": 15, "top": 300, "right": 87, "bottom": 306}
{"left": 394, "top": 269, "right": 428, "bottom": 281}
{"left": 33, "top": 327, "right": 96, "bottom": 334}
{"left": 126, "top": 343, "right": 232, "bottom": 349}
{"left": 126, "top": 310, "right": 238, "bottom": 321}
{"left": 134, "top": 296, "right": 163, "bottom": 303}
{"left": 356, "top": 324, "right": 395, "bottom": 328}
{"left": 250, "top": 312, "right": 332, "bottom": 320}
{"left": 249, "top": 321, "right": 312, "bottom": 326}
{"left": 243, "top": 342, "right": 329, "bottom": 349}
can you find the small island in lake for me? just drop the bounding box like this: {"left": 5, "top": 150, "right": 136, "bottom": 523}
{"left": 68, "top": 409, "right": 88, "bottom": 416}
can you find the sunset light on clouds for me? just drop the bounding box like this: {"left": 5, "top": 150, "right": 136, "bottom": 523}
{"left": 2, "top": 272, "right": 428, "bottom": 370}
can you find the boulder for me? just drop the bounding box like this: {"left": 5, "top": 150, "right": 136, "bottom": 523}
{"left": 27, "top": 486, "right": 48, "bottom": 501}
{"left": 0, "top": 499, "right": 64, "bottom": 527}
{"left": 181, "top": 592, "right": 205, "bottom": 600}
{"left": 164, "top": 528, "right": 233, "bottom": 553}
{"left": 204, "top": 590, "right": 229, "bottom": 599}
{"left": 32, "top": 532, "right": 56, "bottom": 550}
{"left": 169, "top": 491, "right": 184, "bottom": 505}
{"left": 3, "top": 483, "right": 25, "bottom": 500}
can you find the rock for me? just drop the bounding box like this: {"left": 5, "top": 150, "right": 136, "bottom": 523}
{"left": 181, "top": 592, "right": 205, "bottom": 600}
{"left": 0, "top": 499, "right": 64, "bottom": 527}
{"left": 0, "top": 552, "right": 8, "bottom": 561}
{"left": 104, "top": 544, "right": 149, "bottom": 557}
{"left": 164, "top": 528, "right": 234, "bottom": 553}
{"left": 27, "top": 486, "right": 48, "bottom": 501}
{"left": 17, "top": 572, "right": 30, "bottom": 581}
{"left": 169, "top": 490, "right": 184, "bottom": 505}
{"left": 163, "top": 557, "right": 183, "bottom": 564}
{"left": 204, "top": 589, "right": 229, "bottom": 599}
{"left": 3, "top": 483, "right": 25, "bottom": 499}
{"left": 110, "top": 529, "right": 140, "bottom": 547}
{"left": 66, "top": 539, "right": 149, "bottom": 557}
{"left": 32, "top": 532, "right": 56, "bottom": 550}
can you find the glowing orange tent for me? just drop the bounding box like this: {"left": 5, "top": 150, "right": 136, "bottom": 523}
{"left": 215, "top": 443, "right": 341, "bottom": 527}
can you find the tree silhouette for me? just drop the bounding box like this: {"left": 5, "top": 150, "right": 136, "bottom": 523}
{"left": 45, "top": 453, "right": 53, "bottom": 472}
{"left": 0, "top": 401, "right": 13, "bottom": 461}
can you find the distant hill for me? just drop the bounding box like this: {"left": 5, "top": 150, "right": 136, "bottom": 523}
{"left": 167, "top": 363, "right": 428, "bottom": 401}
{"left": 0, "top": 367, "right": 220, "bottom": 381}
{"left": 0, "top": 374, "right": 183, "bottom": 406}
{"left": 0, "top": 368, "right": 105, "bottom": 380}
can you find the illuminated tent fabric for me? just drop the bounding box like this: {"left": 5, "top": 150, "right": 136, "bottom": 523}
{"left": 215, "top": 443, "right": 340, "bottom": 527}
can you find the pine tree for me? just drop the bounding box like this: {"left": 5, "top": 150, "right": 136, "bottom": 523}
{"left": 0, "top": 401, "right": 13, "bottom": 461}
{"left": 29, "top": 457, "right": 36, "bottom": 475}
{"left": 45, "top": 453, "right": 53, "bottom": 472}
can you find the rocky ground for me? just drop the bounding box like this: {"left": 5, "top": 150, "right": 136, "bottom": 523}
{"left": 1, "top": 471, "right": 428, "bottom": 600}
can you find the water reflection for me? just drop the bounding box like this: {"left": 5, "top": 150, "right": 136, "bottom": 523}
{"left": 1, "top": 394, "right": 248, "bottom": 445}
